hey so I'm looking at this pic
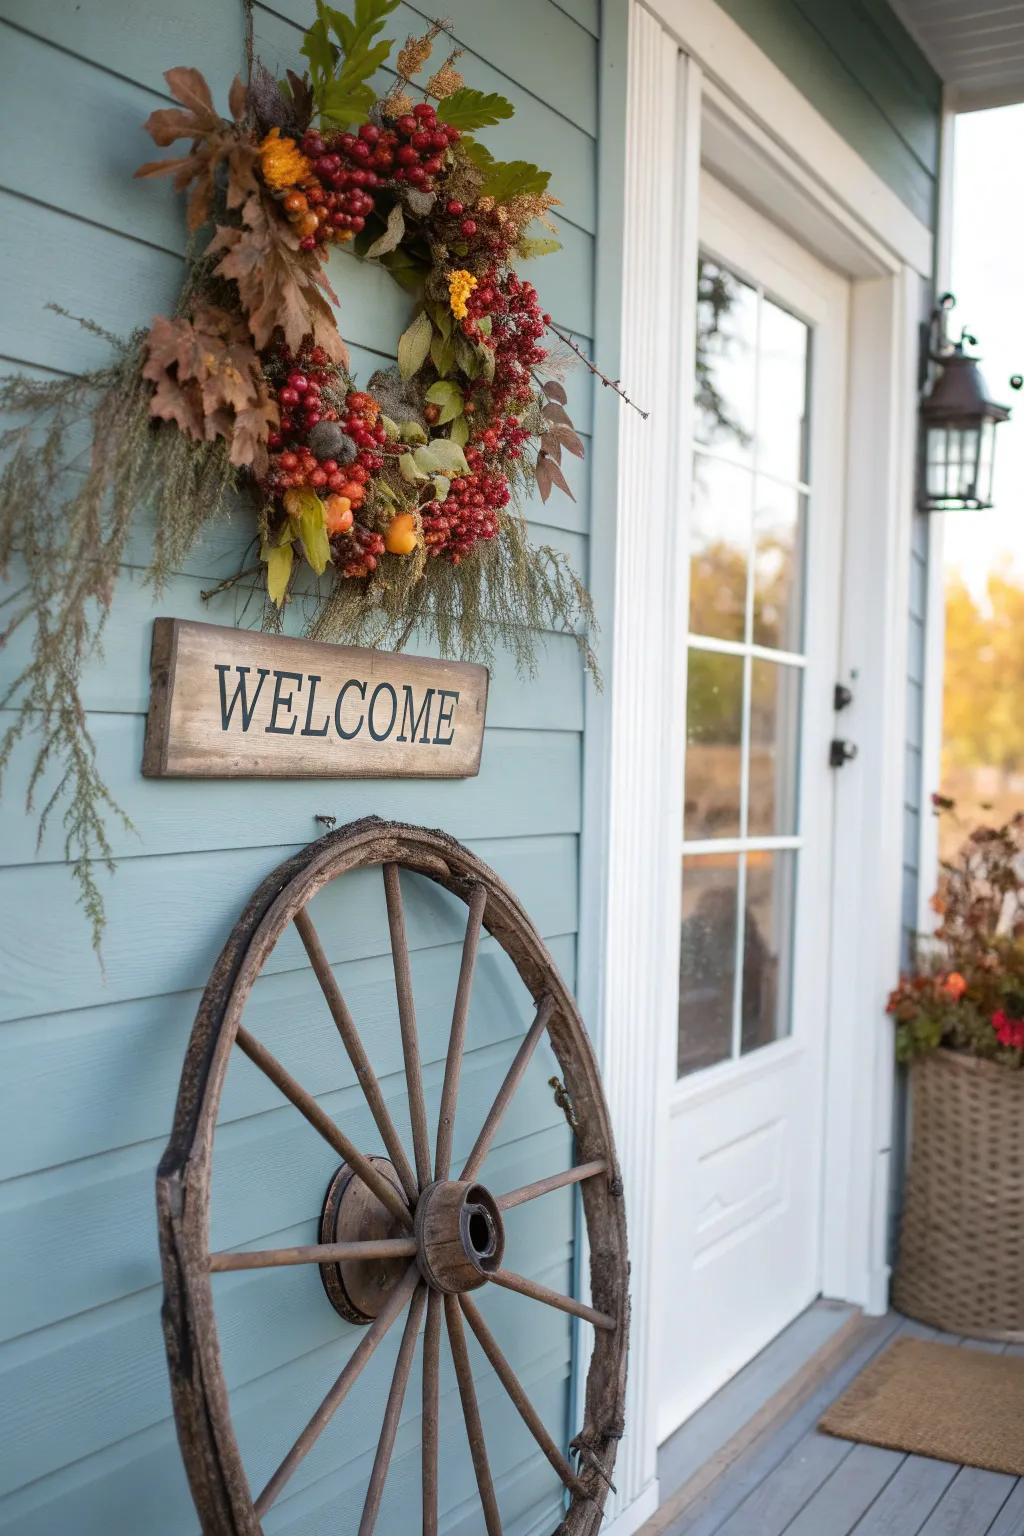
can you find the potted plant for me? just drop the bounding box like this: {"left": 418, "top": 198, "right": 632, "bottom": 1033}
{"left": 889, "top": 802, "right": 1024, "bottom": 1340}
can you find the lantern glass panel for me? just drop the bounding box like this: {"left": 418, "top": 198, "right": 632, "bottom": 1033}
{"left": 978, "top": 416, "right": 996, "bottom": 505}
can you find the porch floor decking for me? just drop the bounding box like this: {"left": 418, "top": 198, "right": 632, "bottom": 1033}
{"left": 649, "top": 1305, "right": 1024, "bottom": 1536}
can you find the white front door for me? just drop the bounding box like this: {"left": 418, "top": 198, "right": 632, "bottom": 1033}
{"left": 656, "top": 173, "right": 850, "bottom": 1439}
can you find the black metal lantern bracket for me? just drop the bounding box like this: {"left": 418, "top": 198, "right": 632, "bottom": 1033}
{"left": 917, "top": 291, "right": 1021, "bottom": 513}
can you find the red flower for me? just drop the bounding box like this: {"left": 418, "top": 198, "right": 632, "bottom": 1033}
{"left": 942, "top": 971, "right": 967, "bottom": 1000}
{"left": 992, "top": 1010, "right": 1024, "bottom": 1049}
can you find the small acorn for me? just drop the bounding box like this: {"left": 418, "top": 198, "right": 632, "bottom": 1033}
{"left": 307, "top": 421, "right": 357, "bottom": 464}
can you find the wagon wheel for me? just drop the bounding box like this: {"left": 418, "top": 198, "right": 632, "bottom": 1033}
{"left": 157, "top": 817, "right": 628, "bottom": 1536}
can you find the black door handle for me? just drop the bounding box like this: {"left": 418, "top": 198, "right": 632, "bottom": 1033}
{"left": 829, "top": 738, "right": 858, "bottom": 768}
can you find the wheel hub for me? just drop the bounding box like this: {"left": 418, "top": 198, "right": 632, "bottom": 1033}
{"left": 414, "top": 1179, "right": 505, "bottom": 1294}
{"left": 318, "top": 1157, "right": 411, "bottom": 1324}
{"left": 319, "top": 1161, "right": 505, "bottom": 1323}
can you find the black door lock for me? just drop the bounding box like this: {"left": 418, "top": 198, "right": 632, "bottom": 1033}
{"left": 829, "top": 738, "right": 858, "bottom": 768}
{"left": 834, "top": 683, "right": 854, "bottom": 711}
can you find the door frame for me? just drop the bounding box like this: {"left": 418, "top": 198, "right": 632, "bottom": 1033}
{"left": 579, "top": 2, "right": 930, "bottom": 1529}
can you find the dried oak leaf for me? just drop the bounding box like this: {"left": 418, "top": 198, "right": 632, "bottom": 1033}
{"left": 142, "top": 306, "right": 278, "bottom": 472}
{"left": 210, "top": 194, "right": 348, "bottom": 365}
{"left": 135, "top": 67, "right": 258, "bottom": 229}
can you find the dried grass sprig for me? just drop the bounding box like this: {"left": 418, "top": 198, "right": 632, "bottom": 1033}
{"left": 0, "top": 316, "right": 237, "bottom": 950}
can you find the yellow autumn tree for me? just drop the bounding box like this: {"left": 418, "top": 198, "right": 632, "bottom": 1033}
{"left": 943, "top": 572, "right": 1024, "bottom": 778}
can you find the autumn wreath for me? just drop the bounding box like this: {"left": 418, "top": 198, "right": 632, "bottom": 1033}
{"left": 0, "top": 2, "right": 614, "bottom": 943}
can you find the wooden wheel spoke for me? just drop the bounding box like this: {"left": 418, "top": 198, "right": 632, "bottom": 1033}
{"left": 383, "top": 864, "right": 432, "bottom": 1191}
{"left": 358, "top": 1283, "right": 428, "bottom": 1536}
{"left": 435, "top": 883, "right": 488, "bottom": 1182}
{"left": 294, "top": 906, "right": 419, "bottom": 1204}
{"left": 444, "top": 1294, "right": 503, "bottom": 1536}
{"left": 254, "top": 1262, "right": 420, "bottom": 1518}
{"left": 488, "top": 1268, "right": 616, "bottom": 1333}
{"left": 497, "top": 1160, "right": 608, "bottom": 1211}
{"left": 459, "top": 1295, "right": 583, "bottom": 1495}
{"left": 460, "top": 995, "right": 555, "bottom": 1183}
{"left": 422, "top": 1289, "right": 442, "bottom": 1536}
{"left": 209, "top": 1237, "right": 417, "bottom": 1273}
{"left": 235, "top": 1025, "right": 412, "bottom": 1230}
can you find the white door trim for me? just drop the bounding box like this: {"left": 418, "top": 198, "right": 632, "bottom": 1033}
{"left": 583, "top": 1, "right": 930, "bottom": 1525}
{"left": 635, "top": 0, "right": 933, "bottom": 277}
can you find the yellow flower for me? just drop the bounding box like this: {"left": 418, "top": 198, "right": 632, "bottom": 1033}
{"left": 448, "top": 268, "right": 477, "bottom": 320}
{"left": 259, "top": 127, "right": 312, "bottom": 192}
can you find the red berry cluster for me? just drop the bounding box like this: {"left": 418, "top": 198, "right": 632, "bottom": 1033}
{"left": 489, "top": 274, "right": 551, "bottom": 410}
{"left": 263, "top": 351, "right": 386, "bottom": 515}
{"left": 421, "top": 446, "right": 511, "bottom": 562}
{"left": 474, "top": 414, "right": 531, "bottom": 461}
{"left": 335, "top": 523, "right": 386, "bottom": 578}
{"left": 292, "top": 125, "right": 386, "bottom": 250}
{"left": 390, "top": 102, "right": 460, "bottom": 190}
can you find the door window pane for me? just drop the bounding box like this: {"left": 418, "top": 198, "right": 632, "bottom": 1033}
{"left": 741, "top": 852, "right": 796, "bottom": 1055}
{"left": 752, "top": 481, "right": 806, "bottom": 652}
{"left": 748, "top": 661, "right": 801, "bottom": 837}
{"left": 689, "top": 455, "right": 753, "bottom": 642}
{"left": 684, "top": 650, "right": 744, "bottom": 840}
{"left": 681, "top": 251, "right": 813, "bottom": 1078}
{"left": 756, "top": 299, "right": 810, "bottom": 483}
{"left": 695, "top": 259, "right": 757, "bottom": 461}
{"left": 679, "top": 855, "right": 739, "bottom": 1077}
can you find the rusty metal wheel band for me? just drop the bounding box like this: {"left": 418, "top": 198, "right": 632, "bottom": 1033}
{"left": 157, "top": 816, "right": 628, "bottom": 1536}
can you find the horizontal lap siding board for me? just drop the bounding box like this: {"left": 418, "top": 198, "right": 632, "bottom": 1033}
{"left": 0, "top": 0, "right": 607, "bottom": 1530}
{"left": 712, "top": 0, "right": 942, "bottom": 229}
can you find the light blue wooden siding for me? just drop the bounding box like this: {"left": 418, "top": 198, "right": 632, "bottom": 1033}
{"left": 712, "top": 0, "right": 943, "bottom": 230}
{"left": 0, "top": 3, "right": 616, "bottom": 1531}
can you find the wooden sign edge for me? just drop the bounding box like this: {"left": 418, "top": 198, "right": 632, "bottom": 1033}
{"left": 141, "top": 617, "right": 490, "bottom": 782}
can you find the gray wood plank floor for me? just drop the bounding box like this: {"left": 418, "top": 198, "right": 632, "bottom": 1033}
{"left": 655, "top": 1314, "right": 1024, "bottom": 1536}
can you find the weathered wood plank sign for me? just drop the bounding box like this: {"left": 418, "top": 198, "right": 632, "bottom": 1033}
{"left": 142, "top": 618, "right": 488, "bottom": 779}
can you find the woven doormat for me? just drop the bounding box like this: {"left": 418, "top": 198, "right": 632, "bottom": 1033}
{"left": 819, "top": 1337, "right": 1024, "bottom": 1477}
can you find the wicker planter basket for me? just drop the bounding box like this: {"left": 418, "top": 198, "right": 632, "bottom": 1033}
{"left": 893, "top": 1048, "right": 1024, "bottom": 1342}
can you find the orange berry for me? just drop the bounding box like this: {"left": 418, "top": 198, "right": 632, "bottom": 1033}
{"left": 324, "top": 495, "right": 353, "bottom": 534}
{"left": 296, "top": 212, "right": 320, "bottom": 238}
{"left": 384, "top": 512, "right": 418, "bottom": 556}
{"left": 283, "top": 191, "right": 307, "bottom": 214}
{"left": 341, "top": 480, "right": 364, "bottom": 502}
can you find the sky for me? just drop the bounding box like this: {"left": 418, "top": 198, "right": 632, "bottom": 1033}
{"left": 944, "top": 104, "right": 1024, "bottom": 596}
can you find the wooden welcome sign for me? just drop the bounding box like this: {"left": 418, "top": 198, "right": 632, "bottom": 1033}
{"left": 142, "top": 619, "right": 487, "bottom": 779}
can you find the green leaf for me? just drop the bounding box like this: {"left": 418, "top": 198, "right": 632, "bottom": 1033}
{"left": 309, "top": 0, "right": 399, "bottom": 126}
{"left": 397, "top": 310, "right": 432, "bottom": 380}
{"left": 450, "top": 414, "right": 470, "bottom": 448}
{"left": 481, "top": 160, "right": 551, "bottom": 203}
{"left": 364, "top": 200, "right": 406, "bottom": 258}
{"left": 461, "top": 138, "right": 496, "bottom": 173}
{"left": 301, "top": 16, "right": 336, "bottom": 86}
{"left": 427, "top": 438, "right": 470, "bottom": 474}
{"left": 517, "top": 237, "right": 561, "bottom": 260}
{"left": 399, "top": 420, "right": 428, "bottom": 444}
{"left": 298, "top": 497, "right": 331, "bottom": 575}
{"left": 476, "top": 344, "right": 495, "bottom": 385}
{"left": 425, "top": 380, "right": 464, "bottom": 423}
{"left": 381, "top": 247, "right": 428, "bottom": 295}
{"left": 428, "top": 302, "right": 454, "bottom": 340}
{"left": 413, "top": 444, "right": 442, "bottom": 474}
{"left": 430, "top": 330, "right": 456, "bottom": 377}
{"left": 261, "top": 538, "right": 294, "bottom": 607}
{"left": 398, "top": 451, "right": 420, "bottom": 482}
{"left": 477, "top": 315, "right": 492, "bottom": 337}
{"left": 380, "top": 414, "right": 400, "bottom": 439}
{"left": 453, "top": 331, "right": 481, "bottom": 380}
{"left": 433, "top": 475, "right": 451, "bottom": 502}
{"left": 436, "top": 88, "right": 515, "bottom": 131}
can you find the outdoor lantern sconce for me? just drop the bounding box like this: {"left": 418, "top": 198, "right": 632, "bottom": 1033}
{"left": 919, "top": 292, "right": 1020, "bottom": 513}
